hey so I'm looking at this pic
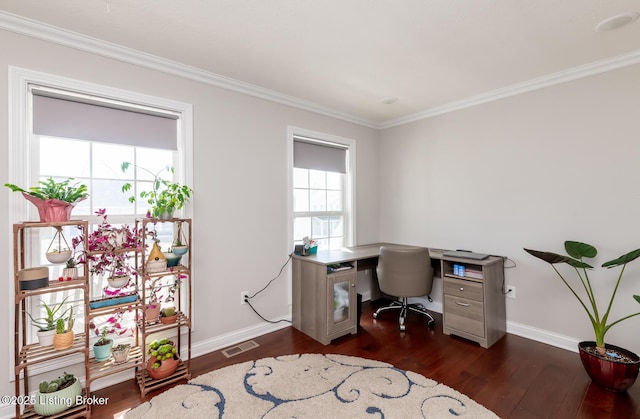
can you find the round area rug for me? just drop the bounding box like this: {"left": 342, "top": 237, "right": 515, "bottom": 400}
{"left": 125, "top": 353, "right": 499, "bottom": 418}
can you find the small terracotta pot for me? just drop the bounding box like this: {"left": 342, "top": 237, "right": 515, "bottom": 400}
{"left": 53, "top": 331, "right": 74, "bottom": 350}
{"left": 160, "top": 314, "right": 178, "bottom": 324}
{"left": 146, "top": 304, "right": 161, "bottom": 323}
{"left": 146, "top": 356, "right": 179, "bottom": 380}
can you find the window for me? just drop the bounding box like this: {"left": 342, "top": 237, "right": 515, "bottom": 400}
{"left": 8, "top": 68, "right": 193, "bottom": 370}
{"left": 290, "top": 129, "right": 355, "bottom": 251}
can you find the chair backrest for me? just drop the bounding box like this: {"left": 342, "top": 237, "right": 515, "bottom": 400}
{"left": 376, "top": 246, "right": 433, "bottom": 298}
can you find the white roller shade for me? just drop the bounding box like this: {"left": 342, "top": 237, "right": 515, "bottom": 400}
{"left": 294, "top": 138, "right": 347, "bottom": 173}
{"left": 32, "top": 87, "right": 178, "bottom": 150}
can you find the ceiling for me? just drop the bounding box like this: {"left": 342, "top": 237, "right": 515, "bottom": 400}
{"left": 1, "top": 0, "right": 640, "bottom": 128}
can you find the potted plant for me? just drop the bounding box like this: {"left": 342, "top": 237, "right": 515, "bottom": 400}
{"left": 4, "top": 177, "right": 88, "bottom": 222}
{"left": 34, "top": 371, "right": 82, "bottom": 416}
{"left": 62, "top": 257, "right": 78, "bottom": 280}
{"left": 146, "top": 338, "right": 179, "bottom": 379}
{"left": 112, "top": 343, "right": 132, "bottom": 364}
{"left": 93, "top": 326, "right": 114, "bottom": 362}
{"left": 53, "top": 305, "right": 75, "bottom": 350}
{"left": 160, "top": 306, "right": 178, "bottom": 324}
{"left": 121, "top": 162, "right": 193, "bottom": 219}
{"left": 107, "top": 255, "right": 134, "bottom": 289}
{"left": 85, "top": 209, "right": 141, "bottom": 284}
{"left": 524, "top": 241, "right": 640, "bottom": 391}
{"left": 171, "top": 220, "right": 188, "bottom": 256}
{"left": 145, "top": 278, "right": 162, "bottom": 323}
{"left": 26, "top": 296, "right": 71, "bottom": 347}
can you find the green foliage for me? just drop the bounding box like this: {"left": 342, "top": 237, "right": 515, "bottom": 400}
{"left": 4, "top": 177, "right": 88, "bottom": 203}
{"left": 160, "top": 306, "right": 176, "bottom": 317}
{"left": 120, "top": 162, "right": 192, "bottom": 217}
{"left": 524, "top": 241, "right": 640, "bottom": 351}
{"left": 38, "top": 372, "right": 75, "bottom": 393}
{"left": 26, "top": 297, "right": 71, "bottom": 332}
{"left": 55, "top": 318, "right": 65, "bottom": 334}
{"left": 95, "top": 326, "right": 111, "bottom": 346}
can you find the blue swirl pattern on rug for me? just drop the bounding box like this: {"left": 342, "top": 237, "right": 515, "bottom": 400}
{"left": 125, "top": 354, "right": 499, "bottom": 418}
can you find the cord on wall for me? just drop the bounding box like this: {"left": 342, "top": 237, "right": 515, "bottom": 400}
{"left": 243, "top": 254, "right": 293, "bottom": 324}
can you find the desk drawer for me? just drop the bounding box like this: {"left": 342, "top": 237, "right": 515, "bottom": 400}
{"left": 444, "top": 277, "right": 483, "bottom": 302}
{"left": 444, "top": 295, "right": 485, "bottom": 337}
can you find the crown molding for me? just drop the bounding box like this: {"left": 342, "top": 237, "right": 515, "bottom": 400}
{"left": 2, "top": 11, "right": 640, "bottom": 131}
{"left": 0, "top": 11, "right": 379, "bottom": 129}
{"left": 380, "top": 48, "right": 640, "bottom": 129}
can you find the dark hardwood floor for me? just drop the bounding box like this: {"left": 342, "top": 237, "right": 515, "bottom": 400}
{"left": 92, "top": 301, "right": 640, "bottom": 418}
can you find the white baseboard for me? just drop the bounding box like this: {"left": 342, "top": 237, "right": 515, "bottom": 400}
{"left": 506, "top": 320, "right": 579, "bottom": 353}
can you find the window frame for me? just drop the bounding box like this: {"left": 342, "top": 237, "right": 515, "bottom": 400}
{"left": 287, "top": 126, "right": 356, "bottom": 252}
{"left": 7, "top": 66, "right": 194, "bottom": 377}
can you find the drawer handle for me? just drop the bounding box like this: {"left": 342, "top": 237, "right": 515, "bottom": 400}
{"left": 455, "top": 301, "right": 470, "bottom": 307}
{"left": 459, "top": 287, "right": 464, "bottom": 291}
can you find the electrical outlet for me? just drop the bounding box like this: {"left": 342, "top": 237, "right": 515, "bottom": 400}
{"left": 505, "top": 285, "right": 516, "bottom": 299}
{"left": 241, "top": 291, "right": 249, "bottom": 305}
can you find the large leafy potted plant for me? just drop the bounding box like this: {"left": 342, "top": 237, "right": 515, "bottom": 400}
{"left": 4, "top": 177, "right": 88, "bottom": 222}
{"left": 524, "top": 241, "right": 640, "bottom": 391}
{"left": 120, "top": 162, "right": 193, "bottom": 219}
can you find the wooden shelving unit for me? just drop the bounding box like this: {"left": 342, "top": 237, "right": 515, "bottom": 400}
{"left": 135, "top": 218, "right": 192, "bottom": 396}
{"left": 12, "top": 217, "right": 194, "bottom": 416}
{"left": 12, "top": 220, "right": 90, "bottom": 419}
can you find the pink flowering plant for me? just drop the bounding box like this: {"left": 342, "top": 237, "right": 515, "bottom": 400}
{"left": 85, "top": 209, "right": 142, "bottom": 277}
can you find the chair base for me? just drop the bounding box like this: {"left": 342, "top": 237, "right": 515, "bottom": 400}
{"left": 373, "top": 298, "right": 435, "bottom": 331}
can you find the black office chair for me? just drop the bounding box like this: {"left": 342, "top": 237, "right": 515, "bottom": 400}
{"left": 373, "top": 246, "right": 435, "bottom": 331}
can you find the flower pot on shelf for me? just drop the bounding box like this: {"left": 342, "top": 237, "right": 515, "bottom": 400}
{"left": 22, "top": 193, "right": 83, "bottom": 223}
{"left": 146, "top": 355, "right": 179, "bottom": 379}
{"left": 46, "top": 249, "right": 72, "bottom": 264}
{"left": 579, "top": 341, "right": 640, "bottom": 392}
{"left": 112, "top": 344, "right": 131, "bottom": 364}
{"left": 171, "top": 245, "right": 188, "bottom": 256}
{"left": 19, "top": 266, "right": 49, "bottom": 290}
{"left": 53, "top": 331, "right": 74, "bottom": 350}
{"left": 163, "top": 252, "right": 182, "bottom": 267}
{"left": 160, "top": 314, "right": 178, "bottom": 324}
{"left": 107, "top": 275, "right": 130, "bottom": 289}
{"left": 36, "top": 329, "right": 56, "bottom": 347}
{"left": 62, "top": 267, "right": 78, "bottom": 280}
{"left": 93, "top": 340, "right": 114, "bottom": 362}
{"left": 34, "top": 376, "right": 82, "bottom": 416}
{"left": 146, "top": 304, "right": 161, "bottom": 323}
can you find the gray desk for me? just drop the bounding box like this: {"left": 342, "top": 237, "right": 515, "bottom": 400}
{"left": 291, "top": 243, "right": 506, "bottom": 347}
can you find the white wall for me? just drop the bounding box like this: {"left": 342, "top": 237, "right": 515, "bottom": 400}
{"left": 378, "top": 62, "right": 640, "bottom": 354}
{"left": 0, "top": 28, "right": 379, "bottom": 407}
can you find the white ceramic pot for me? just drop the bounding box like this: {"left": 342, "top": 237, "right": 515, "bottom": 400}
{"left": 62, "top": 267, "right": 78, "bottom": 280}
{"left": 37, "top": 329, "right": 56, "bottom": 347}
{"left": 107, "top": 275, "right": 129, "bottom": 289}
{"left": 46, "top": 250, "right": 72, "bottom": 264}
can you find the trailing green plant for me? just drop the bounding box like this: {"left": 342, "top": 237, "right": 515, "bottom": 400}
{"left": 26, "top": 296, "right": 71, "bottom": 332}
{"left": 120, "top": 162, "right": 192, "bottom": 217}
{"left": 4, "top": 177, "right": 88, "bottom": 203}
{"left": 38, "top": 372, "right": 76, "bottom": 393}
{"left": 524, "top": 241, "right": 640, "bottom": 356}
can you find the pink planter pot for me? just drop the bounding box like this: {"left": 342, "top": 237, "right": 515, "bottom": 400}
{"left": 22, "top": 193, "right": 83, "bottom": 222}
